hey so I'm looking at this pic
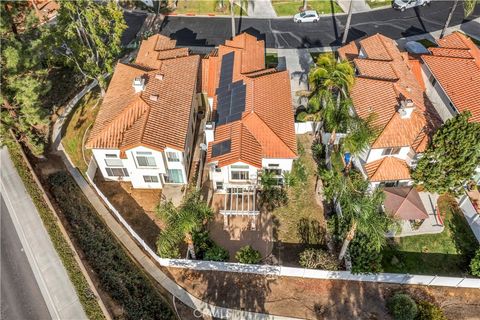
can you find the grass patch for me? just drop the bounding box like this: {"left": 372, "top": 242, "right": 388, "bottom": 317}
{"left": 366, "top": 0, "right": 392, "bottom": 9}
{"left": 272, "top": 0, "right": 342, "bottom": 16}
{"left": 382, "top": 194, "right": 479, "bottom": 276}
{"left": 266, "top": 53, "right": 279, "bottom": 68}
{"left": 272, "top": 134, "right": 325, "bottom": 244}
{"left": 6, "top": 141, "right": 105, "bottom": 320}
{"left": 172, "top": 0, "right": 247, "bottom": 15}
{"left": 62, "top": 87, "right": 101, "bottom": 174}
{"left": 416, "top": 38, "right": 438, "bottom": 48}
{"left": 48, "top": 171, "right": 174, "bottom": 319}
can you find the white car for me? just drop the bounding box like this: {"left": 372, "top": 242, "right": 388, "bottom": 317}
{"left": 293, "top": 10, "right": 319, "bottom": 23}
{"left": 393, "top": 0, "right": 431, "bottom": 11}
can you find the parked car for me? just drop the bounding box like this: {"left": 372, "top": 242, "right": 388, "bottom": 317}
{"left": 393, "top": 0, "right": 431, "bottom": 11}
{"left": 293, "top": 10, "right": 319, "bottom": 23}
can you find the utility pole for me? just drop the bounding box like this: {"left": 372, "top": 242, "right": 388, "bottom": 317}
{"left": 341, "top": 0, "right": 353, "bottom": 45}
{"left": 230, "top": 0, "right": 235, "bottom": 38}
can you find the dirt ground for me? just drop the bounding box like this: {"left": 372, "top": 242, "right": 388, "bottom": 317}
{"left": 94, "top": 171, "right": 163, "bottom": 249}
{"left": 163, "top": 267, "right": 480, "bottom": 320}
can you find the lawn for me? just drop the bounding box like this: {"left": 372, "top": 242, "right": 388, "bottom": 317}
{"left": 272, "top": 0, "right": 342, "bottom": 16}
{"left": 366, "top": 0, "right": 392, "bottom": 9}
{"left": 171, "top": 0, "right": 247, "bottom": 15}
{"left": 62, "top": 87, "right": 101, "bottom": 174}
{"left": 382, "top": 194, "right": 479, "bottom": 276}
{"left": 272, "top": 134, "right": 326, "bottom": 244}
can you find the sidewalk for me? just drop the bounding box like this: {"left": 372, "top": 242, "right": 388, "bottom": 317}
{"left": 337, "top": 0, "right": 370, "bottom": 13}
{"left": 248, "top": 0, "right": 277, "bottom": 18}
{"left": 0, "top": 148, "right": 87, "bottom": 320}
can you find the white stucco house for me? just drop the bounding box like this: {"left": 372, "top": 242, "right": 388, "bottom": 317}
{"left": 200, "top": 33, "right": 297, "bottom": 214}
{"left": 86, "top": 34, "right": 200, "bottom": 189}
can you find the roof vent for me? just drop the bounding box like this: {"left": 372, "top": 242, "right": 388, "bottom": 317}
{"left": 155, "top": 73, "right": 164, "bottom": 80}
{"left": 132, "top": 76, "right": 145, "bottom": 93}
{"left": 149, "top": 95, "right": 159, "bottom": 102}
{"left": 399, "top": 99, "right": 415, "bottom": 119}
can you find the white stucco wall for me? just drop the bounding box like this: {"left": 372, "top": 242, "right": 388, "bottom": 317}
{"left": 421, "top": 63, "right": 457, "bottom": 123}
{"left": 365, "top": 146, "right": 411, "bottom": 163}
{"left": 261, "top": 158, "right": 294, "bottom": 172}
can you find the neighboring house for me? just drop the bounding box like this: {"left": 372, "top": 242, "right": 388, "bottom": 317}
{"left": 201, "top": 33, "right": 297, "bottom": 214}
{"left": 30, "top": 0, "right": 58, "bottom": 23}
{"left": 86, "top": 34, "right": 201, "bottom": 189}
{"left": 338, "top": 34, "right": 441, "bottom": 189}
{"left": 420, "top": 32, "right": 480, "bottom": 123}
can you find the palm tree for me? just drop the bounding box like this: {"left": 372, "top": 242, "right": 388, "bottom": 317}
{"left": 440, "top": 0, "right": 478, "bottom": 38}
{"left": 341, "top": 0, "right": 353, "bottom": 45}
{"left": 156, "top": 191, "right": 213, "bottom": 259}
{"left": 342, "top": 114, "right": 376, "bottom": 156}
{"left": 337, "top": 188, "right": 392, "bottom": 261}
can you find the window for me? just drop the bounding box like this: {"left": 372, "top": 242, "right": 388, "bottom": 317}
{"left": 266, "top": 164, "right": 282, "bottom": 176}
{"left": 105, "top": 167, "right": 129, "bottom": 177}
{"left": 216, "top": 181, "right": 224, "bottom": 190}
{"left": 136, "top": 151, "right": 156, "bottom": 167}
{"left": 428, "top": 74, "right": 437, "bottom": 86}
{"left": 166, "top": 152, "right": 180, "bottom": 162}
{"left": 214, "top": 166, "right": 222, "bottom": 173}
{"left": 104, "top": 154, "right": 123, "bottom": 167}
{"left": 382, "top": 147, "right": 401, "bottom": 156}
{"left": 165, "top": 169, "right": 184, "bottom": 184}
{"left": 379, "top": 181, "right": 399, "bottom": 188}
{"left": 231, "top": 164, "right": 249, "bottom": 180}
{"left": 143, "top": 175, "right": 159, "bottom": 183}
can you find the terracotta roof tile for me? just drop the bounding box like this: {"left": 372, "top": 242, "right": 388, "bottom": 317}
{"left": 359, "top": 33, "right": 403, "bottom": 61}
{"left": 337, "top": 41, "right": 359, "bottom": 61}
{"left": 365, "top": 157, "right": 411, "bottom": 181}
{"left": 86, "top": 35, "right": 200, "bottom": 152}
{"left": 354, "top": 59, "right": 398, "bottom": 80}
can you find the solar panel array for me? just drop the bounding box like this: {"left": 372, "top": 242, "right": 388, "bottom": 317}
{"left": 215, "top": 51, "right": 246, "bottom": 126}
{"left": 211, "top": 139, "right": 232, "bottom": 157}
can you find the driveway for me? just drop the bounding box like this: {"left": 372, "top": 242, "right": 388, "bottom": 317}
{"left": 158, "top": 2, "right": 480, "bottom": 48}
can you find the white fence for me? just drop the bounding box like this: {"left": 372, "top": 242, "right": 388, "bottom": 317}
{"left": 86, "top": 159, "right": 480, "bottom": 289}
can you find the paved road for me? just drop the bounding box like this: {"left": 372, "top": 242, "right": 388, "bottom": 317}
{"left": 156, "top": 1, "right": 480, "bottom": 48}
{"left": 1, "top": 194, "right": 51, "bottom": 320}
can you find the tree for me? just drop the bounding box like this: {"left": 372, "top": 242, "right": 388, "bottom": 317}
{"left": 156, "top": 191, "right": 213, "bottom": 259}
{"left": 387, "top": 293, "right": 418, "bottom": 320}
{"left": 204, "top": 245, "right": 230, "bottom": 262}
{"left": 440, "top": 0, "right": 478, "bottom": 38}
{"left": 235, "top": 245, "right": 261, "bottom": 264}
{"left": 412, "top": 112, "right": 480, "bottom": 194}
{"left": 416, "top": 301, "right": 447, "bottom": 320}
{"left": 52, "top": 0, "right": 126, "bottom": 93}
{"left": 341, "top": 0, "right": 353, "bottom": 45}
{"left": 470, "top": 248, "right": 480, "bottom": 276}
{"left": 258, "top": 170, "right": 288, "bottom": 211}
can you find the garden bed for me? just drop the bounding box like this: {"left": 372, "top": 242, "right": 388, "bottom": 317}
{"left": 382, "top": 194, "right": 479, "bottom": 276}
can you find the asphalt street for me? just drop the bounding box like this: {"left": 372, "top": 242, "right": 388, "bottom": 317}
{"left": 154, "top": 1, "right": 480, "bottom": 48}
{"left": 1, "top": 194, "right": 51, "bottom": 320}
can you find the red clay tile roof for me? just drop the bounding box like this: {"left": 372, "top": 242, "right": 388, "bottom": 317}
{"left": 346, "top": 34, "right": 441, "bottom": 149}
{"left": 421, "top": 32, "right": 480, "bottom": 122}
{"left": 337, "top": 40, "right": 359, "bottom": 61}
{"left": 365, "top": 157, "right": 411, "bottom": 182}
{"left": 205, "top": 33, "right": 297, "bottom": 168}
{"left": 86, "top": 35, "right": 200, "bottom": 152}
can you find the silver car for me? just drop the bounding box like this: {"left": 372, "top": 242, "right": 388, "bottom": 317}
{"left": 293, "top": 10, "right": 320, "bottom": 23}
{"left": 393, "top": 0, "right": 431, "bottom": 11}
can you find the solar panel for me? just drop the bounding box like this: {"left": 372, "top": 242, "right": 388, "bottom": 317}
{"left": 211, "top": 139, "right": 232, "bottom": 157}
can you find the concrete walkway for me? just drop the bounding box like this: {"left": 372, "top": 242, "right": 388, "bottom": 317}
{"left": 0, "top": 148, "right": 87, "bottom": 320}
{"left": 52, "top": 82, "right": 301, "bottom": 320}
{"left": 337, "top": 0, "right": 370, "bottom": 13}
{"left": 248, "top": 0, "right": 277, "bottom": 18}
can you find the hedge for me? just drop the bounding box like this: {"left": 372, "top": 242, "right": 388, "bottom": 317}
{"left": 6, "top": 142, "right": 105, "bottom": 320}
{"left": 47, "top": 171, "right": 174, "bottom": 320}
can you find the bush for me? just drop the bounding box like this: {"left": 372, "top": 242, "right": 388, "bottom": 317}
{"left": 470, "top": 248, "right": 480, "bottom": 276}
{"left": 415, "top": 301, "right": 446, "bottom": 320}
{"left": 235, "top": 245, "right": 262, "bottom": 264}
{"left": 48, "top": 172, "right": 173, "bottom": 319}
{"left": 387, "top": 293, "right": 418, "bottom": 320}
{"left": 6, "top": 143, "right": 105, "bottom": 319}
{"left": 349, "top": 233, "right": 383, "bottom": 274}
{"left": 204, "top": 245, "right": 230, "bottom": 262}
{"left": 296, "top": 111, "right": 307, "bottom": 122}
{"left": 299, "top": 248, "right": 338, "bottom": 270}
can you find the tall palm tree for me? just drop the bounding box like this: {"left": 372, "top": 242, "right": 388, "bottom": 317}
{"left": 342, "top": 114, "right": 376, "bottom": 156}
{"left": 341, "top": 0, "right": 353, "bottom": 45}
{"left": 156, "top": 191, "right": 213, "bottom": 259}
{"left": 440, "top": 0, "right": 478, "bottom": 38}
{"left": 338, "top": 188, "right": 392, "bottom": 261}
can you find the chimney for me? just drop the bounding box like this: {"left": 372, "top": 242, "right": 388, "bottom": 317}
{"left": 149, "top": 95, "right": 159, "bottom": 102}
{"left": 399, "top": 99, "right": 415, "bottom": 119}
{"left": 155, "top": 73, "right": 164, "bottom": 80}
{"left": 205, "top": 121, "right": 215, "bottom": 145}
{"left": 132, "top": 76, "right": 145, "bottom": 93}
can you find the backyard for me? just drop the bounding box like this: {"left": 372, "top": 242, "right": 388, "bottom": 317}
{"left": 271, "top": 0, "right": 342, "bottom": 16}
{"left": 62, "top": 87, "right": 101, "bottom": 174}
{"left": 382, "top": 194, "right": 479, "bottom": 276}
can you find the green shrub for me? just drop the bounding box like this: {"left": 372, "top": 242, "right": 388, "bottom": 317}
{"left": 235, "top": 245, "right": 262, "bottom": 264}
{"left": 296, "top": 111, "right": 308, "bottom": 122}
{"left": 204, "top": 245, "right": 230, "bottom": 262}
{"left": 6, "top": 143, "right": 105, "bottom": 319}
{"left": 47, "top": 172, "right": 173, "bottom": 319}
{"left": 470, "top": 248, "right": 480, "bottom": 276}
{"left": 387, "top": 293, "right": 418, "bottom": 320}
{"left": 299, "top": 248, "right": 338, "bottom": 270}
{"left": 415, "top": 301, "right": 446, "bottom": 320}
